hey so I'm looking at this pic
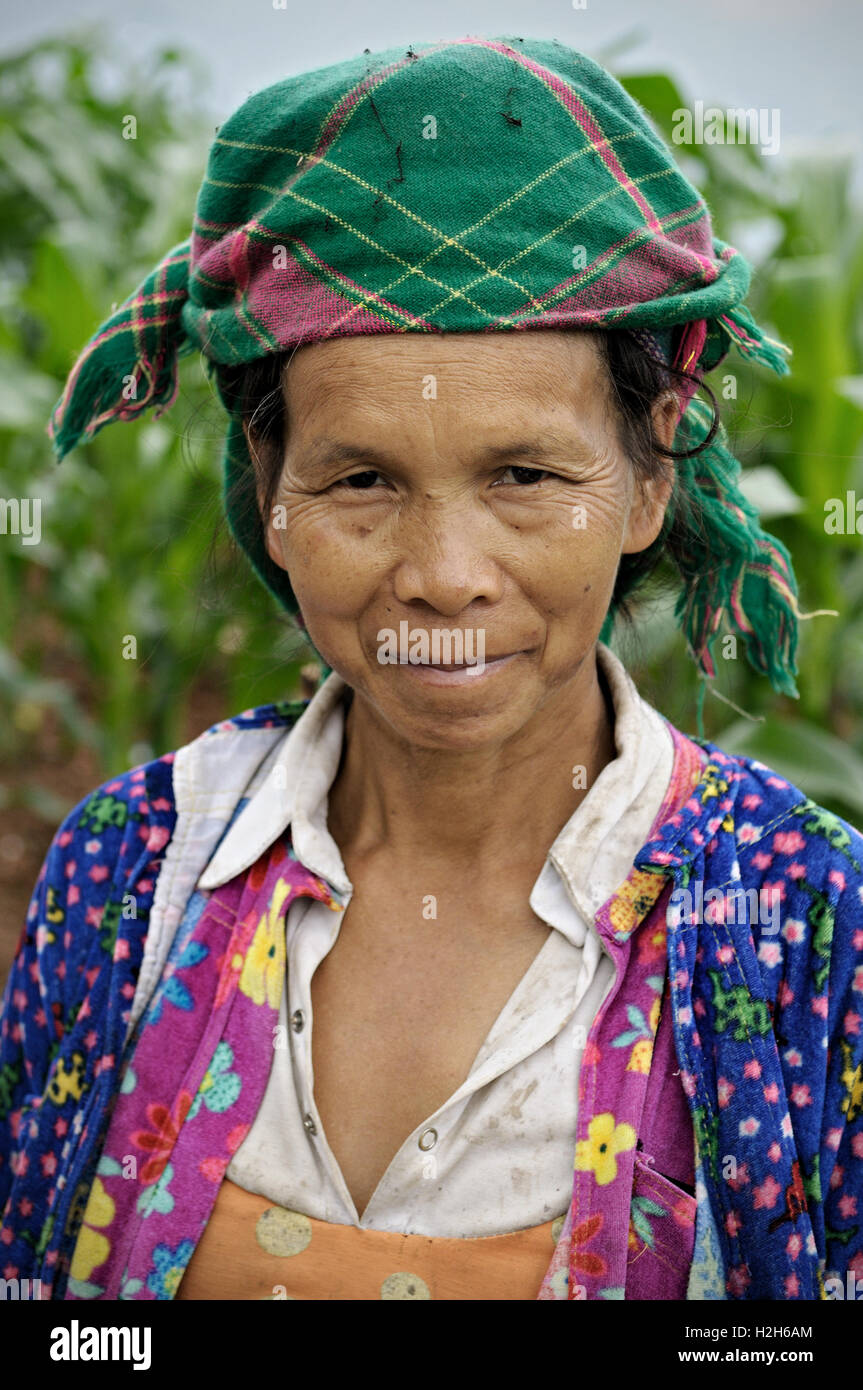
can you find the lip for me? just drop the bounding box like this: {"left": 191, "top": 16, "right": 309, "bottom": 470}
{"left": 395, "top": 651, "right": 523, "bottom": 686}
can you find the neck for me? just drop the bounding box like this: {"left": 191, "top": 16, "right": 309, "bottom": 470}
{"left": 327, "top": 648, "right": 617, "bottom": 882}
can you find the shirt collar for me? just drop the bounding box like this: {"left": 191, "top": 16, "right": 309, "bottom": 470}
{"left": 197, "top": 669, "right": 352, "bottom": 895}
{"left": 196, "top": 644, "right": 673, "bottom": 932}
{"left": 547, "top": 642, "right": 674, "bottom": 926}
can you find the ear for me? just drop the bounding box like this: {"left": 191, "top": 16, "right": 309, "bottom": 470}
{"left": 241, "top": 419, "right": 268, "bottom": 515}
{"left": 621, "top": 389, "right": 678, "bottom": 555}
{"left": 652, "top": 387, "right": 681, "bottom": 455}
{"left": 242, "top": 419, "right": 285, "bottom": 570}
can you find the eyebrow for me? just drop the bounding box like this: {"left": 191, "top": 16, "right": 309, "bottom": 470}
{"left": 293, "top": 434, "right": 589, "bottom": 473}
{"left": 481, "top": 437, "right": 590, "bottom": 463}
{"left": 296, "top": 441, "right": 403, "bottom": 472}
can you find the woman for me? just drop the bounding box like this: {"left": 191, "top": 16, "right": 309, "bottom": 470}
{"left": 2, "top": 35, "right": 861, "bottom": 1303}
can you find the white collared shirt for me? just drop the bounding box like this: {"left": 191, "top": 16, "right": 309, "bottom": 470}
{"left": 194, "top": 644, "right": 675, "bottom": 1237}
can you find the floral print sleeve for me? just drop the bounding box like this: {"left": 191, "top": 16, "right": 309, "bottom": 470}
{"left": 747, "top": 797, "right": 863, "bottom": 1292}
{"left": 0, "top": 756, "right": 177, "bottom": 1298}
{"left": 0, "top": 811, "right": 77, "bottom": 1217}
{"left": 658, "top": 751, "right": 863, "bottom": 1300}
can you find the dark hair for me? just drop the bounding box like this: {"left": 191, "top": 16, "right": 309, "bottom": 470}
{"left": 216, "top": 352, "right": 293, "bottom": 534}
{"left": 213, "top": 329, "right": 721, "bottom": 622}
{"left": 598, "top": 329, "right": 720, "bottom": 617}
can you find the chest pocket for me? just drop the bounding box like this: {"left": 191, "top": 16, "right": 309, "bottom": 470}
{"left": 626, "top": 1153, "right": 696, "bottom": 1299}
{"left": 625, "top": 975, "right": 697, "bottom": 1299}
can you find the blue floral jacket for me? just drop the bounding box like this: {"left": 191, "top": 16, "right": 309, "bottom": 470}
{"left": 1, "top": 696, "right": 862, "bottom": 1300}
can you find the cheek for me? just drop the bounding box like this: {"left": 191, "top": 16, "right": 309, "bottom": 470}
{"left": 269, "top": 474, "right": 628, "bottom": 626}
{"left": 526, "top": 550, "right": 617, "bottom": 624}
{"left": 516, "top": 487, "right": 627, "bottom": 607}
{"left": 272, "top": 500, "right": 387, "bottom": 618}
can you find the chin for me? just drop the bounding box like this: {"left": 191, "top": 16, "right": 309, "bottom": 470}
{"left": 355, "top": 659, "right": 549, "bottom": 750}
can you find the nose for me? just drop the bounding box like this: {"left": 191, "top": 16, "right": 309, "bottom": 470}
{"left": 390, "top": 499, "right": 506, "bottom": 617}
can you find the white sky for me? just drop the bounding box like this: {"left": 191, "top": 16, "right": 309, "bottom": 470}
{"left": 2, "top": 0, "right": 861, "bottom": 173}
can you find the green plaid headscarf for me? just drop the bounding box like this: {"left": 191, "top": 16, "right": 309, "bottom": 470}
{"left": 48, "top": 35, "right": 801, "bottom": 698}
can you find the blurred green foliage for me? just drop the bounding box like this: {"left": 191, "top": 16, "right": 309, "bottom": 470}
{"left": 0, "top": 36, "right": 861, "bottom": 822}
{"left": 609, "top": 68, "right": 863, "bottom": 823}
{"left": 0, "top": 34, "right": 314, "bottom": 785}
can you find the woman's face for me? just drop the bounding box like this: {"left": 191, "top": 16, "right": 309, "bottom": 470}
{"left": 257, "top": 330, "right": 676, "bottom": 750}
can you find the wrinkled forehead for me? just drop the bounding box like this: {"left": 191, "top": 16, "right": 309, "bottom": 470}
{"left": 280, "top": 329, "right": 610, "bottom": 413}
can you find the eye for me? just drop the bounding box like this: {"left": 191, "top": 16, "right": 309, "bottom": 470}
{"left": 497, "top": 465, "right": 552, "bottom": 486}
{"left": 332, "top": 470, "right": 385, "bottom": 490}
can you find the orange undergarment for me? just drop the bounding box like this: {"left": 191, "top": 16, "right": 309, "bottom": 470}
{"left": 175, "top": 1178, "right": 560, "bottom": 1300}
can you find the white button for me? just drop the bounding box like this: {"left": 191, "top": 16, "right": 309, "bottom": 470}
{"left": 418, "top": 1128, "right": 437, "bottom": 1151}
{"left": 303, "top": 1113, "right": 317, "bottom": 1136}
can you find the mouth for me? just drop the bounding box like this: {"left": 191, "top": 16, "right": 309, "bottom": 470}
{"left": 397, "top": 651, "right": 524, "bottom": 685}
